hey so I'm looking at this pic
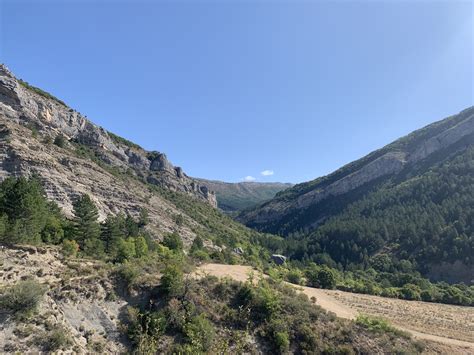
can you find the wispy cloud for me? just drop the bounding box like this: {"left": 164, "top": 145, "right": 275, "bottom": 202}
{"left": 243, "top": 176, "right": 256, "bottom": 182}
{"left": 261, "top": 170, "right": 274, "bottom": 176}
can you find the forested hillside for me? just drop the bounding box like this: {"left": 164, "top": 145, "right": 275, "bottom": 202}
{"left": 240, "top": 108, "right": 474, "bottom": 283}
{"left": 196, "top": 179, "right": 291, "bottom": 212}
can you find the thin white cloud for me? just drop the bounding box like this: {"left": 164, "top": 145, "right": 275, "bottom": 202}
{"left": 261, "top": 170, "right": 274, "bottom": 176}
{"left": 243, "top": 176, "right": 256, "bottom": 182}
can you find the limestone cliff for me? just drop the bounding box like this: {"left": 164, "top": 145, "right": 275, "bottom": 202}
{"left": 0, "top": 64, "right": 216, "bottom": 217}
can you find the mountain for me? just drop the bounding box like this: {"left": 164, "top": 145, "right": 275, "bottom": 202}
{"left": 196, "top": 179, "right": 292, "bottom": 212}
{"left": 239, "top": 107, "right": 474, "bottom": 282}
{"left": 0, "top": 64, "right": 269, "bottom": 250}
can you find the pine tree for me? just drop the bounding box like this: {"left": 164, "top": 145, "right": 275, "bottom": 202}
{"left": 0, "top": 176, "right": 49, "bottom": 244}
{"left": 101, "top": 214, "right": 126, "bottom": 256}
{"left": 72, "top": 194, "right": 101, "bottom": 252}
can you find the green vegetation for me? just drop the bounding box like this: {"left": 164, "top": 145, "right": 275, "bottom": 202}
{"left": 266, "top": 263, "right": 474, "bottom": 306}
{"left": 35, "top": 325, "right": 73, "bottom": 352}
{"left": 107, "top": 131, "right": 142, "bottom": 150}
{"left": 0, "top": 176, "right": 66, "bottom": 245}
{"left": 0, "top": 176, "right": 439, "bottom": 353}
{"left": 241, "top": 115, "right": 474, "bottom": 303}
{"left": 0, "top": 280, "right": 46, "bottom": 318}
{"left": 0, "top": 176, "right": 156, "bottom": 263}
{"left": 356, "top": 314, "right": 409, "bottom": 338}
{"left": 18, "top": 79, "right": 67, "bottom": 106}
{"left": 53, "top": 134, "right": 67, "bottom": 148}
{"left": 197, "top": 179, "right": 292, "bottom": 212}
{"left": 125, "top": 257, "right": 422, "bottom": 354}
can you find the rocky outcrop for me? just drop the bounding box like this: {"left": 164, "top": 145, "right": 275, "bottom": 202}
{"left": 0, "top": 64, "right": 217, "bottom": 210}
{"left": 0, "top": 245, "right": 128, "bottom": 353}
{"left": 240, "top": 107, "right": 474, "bottom": 227}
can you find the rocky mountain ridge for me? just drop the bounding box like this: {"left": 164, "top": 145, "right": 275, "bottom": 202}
{"left": 0, "top": 64, "right": 216, "bottom": 210}
{"left": 239, "top": 107, "right": 474, "bottom": 229}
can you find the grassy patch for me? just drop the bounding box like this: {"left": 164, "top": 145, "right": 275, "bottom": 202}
{"left": 0, "top": 280, "right": 46, "bottom": 318}
{"left": 18, "top": 79, "right": 67, "bottom": 106}
{"left": 356, "top": 314, "right": 410, "bottom": 338}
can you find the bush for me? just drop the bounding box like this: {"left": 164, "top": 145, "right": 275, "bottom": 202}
{"left": 42, "top": 325, "right": 72, "bottom": 351}
{"left": 0, "top": 280, "right": 46, "bottom": 318}
{"left": 274, "top": 331, "right": 290, "bottom": 354}
{"left": 286, "top": 269, "right": 303, "bottom": 285}
{"left": 134, "top": 236, "right": 149, "bottom": 258}
{"left": 62, "top": 239, "right": 79, "bottom": 258}
{"left": 116, "top": 238, "right": 136, "bottom": 262}
{"left": 53, "top": 134, "right": 67, "bottom": 148}
{"left": 400, "top": 283, "right": 421, "bottom": 301}
{"left": 162, "top": 232, "right": 183, "bottom": 251}
{"left": 41, "top": 216, "right": 65, "bottom": 244}
{"left": 127, "top": 307, "right": 166, "bottom": 354}
{"left": 160, "top": 264, "right": 184, "bottom": 298}
{"left": 183, "top": 314, "right": 215, "bottom": 352}
{"left": 117, "top": 263, "right": 139, "bottom": 290}
{"left": 306, "top": 265, "right": 336, "bottom": 289}
{"left": 355, "top": 314, "right": 409, "bottom": 338}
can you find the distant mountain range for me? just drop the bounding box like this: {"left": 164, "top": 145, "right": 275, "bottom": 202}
{"left": 239, "top": 107, "right": 474, "bottom": 282}
{"left": 196, "top": 179, "right": 292, "bottom": 213}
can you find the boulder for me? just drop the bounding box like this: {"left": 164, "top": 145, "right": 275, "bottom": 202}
{"left": 233, "top": 247, "right": 244, "bottom": 255}
{"left": 271, "top": 254, "right": 287, "bottom": 265}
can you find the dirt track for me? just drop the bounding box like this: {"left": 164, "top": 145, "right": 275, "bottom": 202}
{"left": 196, "top": 263, "right": 474, "bottom": 353}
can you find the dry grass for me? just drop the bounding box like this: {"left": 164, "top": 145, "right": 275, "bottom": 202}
{"left": 327, "top": 289, "right": 474, "bottom": 343}
{"left": 197, "top": 263, "right": 474, "bottom": 353}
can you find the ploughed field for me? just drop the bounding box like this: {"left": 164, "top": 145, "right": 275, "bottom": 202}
{"left": 196, "top": 263, "right": 474, "bottom": 353}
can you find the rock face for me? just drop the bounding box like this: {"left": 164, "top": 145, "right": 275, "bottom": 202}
{"left": 0, "top": 64, "right": 217, "bottom": 218}
{"left": 0, "top": 245, "right": 128, "bottom": 353}
{"left": 239, "top": 107, "right": 474, "bottom": 229}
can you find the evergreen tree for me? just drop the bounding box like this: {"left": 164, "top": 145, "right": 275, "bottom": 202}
{"left": 72, "top": 194, "right": 101, "bottom": 253}
{"left": 125, "top": 214, "right": 140, "bottom": 237}
{"left": 0, "top": 176, "right": 49, "bottom": 244}
{"left": 101, "top": 214, "right": 126, "bottom": 256}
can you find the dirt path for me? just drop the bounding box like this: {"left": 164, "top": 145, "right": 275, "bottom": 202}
{"left": 196, "top": 263, "right": 474, "bottom": 352}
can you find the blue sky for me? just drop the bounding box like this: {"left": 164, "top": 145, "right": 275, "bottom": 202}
{"left": 1, "top": 0, "right": 472, "bottom": 183}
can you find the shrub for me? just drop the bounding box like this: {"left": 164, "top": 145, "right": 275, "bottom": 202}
{"left": 306, "top": 265, "right": 336, "bottom": 289}
{"left": 41, "top": 216, "right": 65, "bottom": 244}
{"left": 160, "top": 264, "right": 184, "bottom": 298}
{"left": 0, "top": 280, "right": 46, "bottom": 318}
{"left": 165, "top": 298, "right": 187, "bottom": 330}
{"left": 274, "top": 331, "right": 290, "bottom": 353}
{"left": 356, "top": 314, "right": 409, "bottom": 338}
{"left": 62, "top": 239, "right": 79, "bottom": 258}
{"left": 117, "top": 263, "right": 139, "bottom": 290}
{"left": 162, "top": 232, "right": 183, "bottom": 251}
{"left": 53, "top": 134, "right": 67, "bottom": 148}
{"left": 287, "top": 269, "right": 303, "bottom": 285}
{"left": 116, "top": 237, "right": 136, "bottom": 262}
{"left": 134, "top": 236, "right": 149, "bottom": 258}
{"left": 42, "top": 325, "right": 72, "bottom": 351}
{"left": 400, "top": 283, "right": 421, "bottom": 301}
{"left": 127, "top": 307, "right": 166, "bottom": 354}
{"left": 183, "top": 314, "right": 215, "bottom": 352}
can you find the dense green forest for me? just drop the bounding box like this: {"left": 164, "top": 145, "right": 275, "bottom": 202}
{"left": 282, "top": 143, "right": 474, "bottom": 274}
